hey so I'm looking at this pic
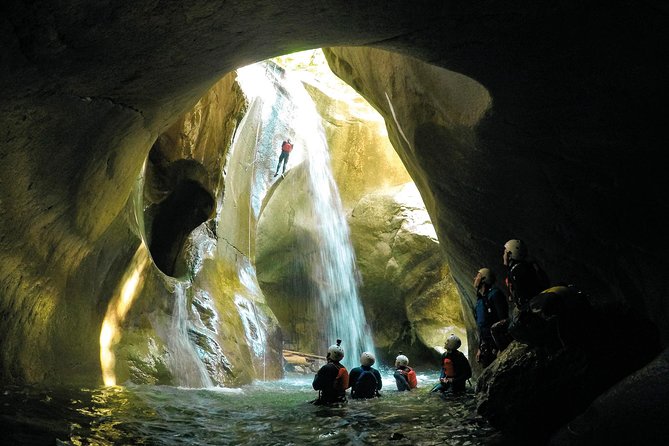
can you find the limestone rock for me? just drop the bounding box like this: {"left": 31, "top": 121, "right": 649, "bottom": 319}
{"left": 256, "top": 164, "right": 325, "bottom": 355}
{"left": 112, "top": 72, "right": 283, "bottom": 387}
{"left": 549, "top": 348, "right": 669, "bottom": 446}
{"left": 475, "top": 294, "right": 661, "bottom": 442}
{"left": 348, "top": 183, "right": 466, "bottom": 364}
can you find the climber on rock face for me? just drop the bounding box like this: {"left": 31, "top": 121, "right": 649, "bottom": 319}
{"left": 274, "top": 138, "right": 293, "bottom": 177}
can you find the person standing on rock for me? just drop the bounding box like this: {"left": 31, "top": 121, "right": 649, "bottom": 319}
{"left": 311, "top": 339, "right": 349, "bottom": 406}
{"left": 393, "top": 352, "right": 418, "bottom": 391}
{"left": 348, "top": 351, "right": 383, "bottom": 399}
{"left": 473, "top": 268, "right": 509, "bottom": 367}
{"left": 493, "top": 239, "right": 551, "bottom": 348}
{"left": 274, "top": 138, "right": 293, "bottom": 177}
{"left": 502, "top": 239, "right": 549, "bottom": 309}
{"left": 430, "top": 334, "right": 472, "bottom": 395}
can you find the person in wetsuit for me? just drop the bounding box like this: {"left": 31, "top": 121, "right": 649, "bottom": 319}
{"left": 312, "top": 339, "right": 348, "bottom": 405}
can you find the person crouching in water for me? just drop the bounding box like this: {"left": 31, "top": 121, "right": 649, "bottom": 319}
{"left": 311, "top": 339, "right": 349, "bottom": 405}
{"left": 393, "top": 352, "right": 418, "bottom": 391}
{"left": 431, "top": 334, "right": 472, "bottom": 395}
{"left": 348, "top": 351, "right": 383, "bottom": 399}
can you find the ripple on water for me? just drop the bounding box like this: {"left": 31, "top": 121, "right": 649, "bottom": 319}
{"left": 0, "top": 373, "right": 506, "bottom": 445}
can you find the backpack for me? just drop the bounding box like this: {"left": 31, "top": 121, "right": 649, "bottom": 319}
{"left": 352, "top": 369, "right": 378, "bottom": 398}
{"left": 406, "top": 368, "right": 417, "bottom": 389}
{"left": 334, "top": 365, "right": 349, "bottom": 392}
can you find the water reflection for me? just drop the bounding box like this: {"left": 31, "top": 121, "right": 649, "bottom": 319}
{"left": 1, "top": 373, "right": 506, "bottom": 445}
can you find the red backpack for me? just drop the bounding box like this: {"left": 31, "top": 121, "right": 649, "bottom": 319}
{"left": 334, "top": 365, "right": 349, "bottom": 392}
{"left": 406, "top": 367, "right": 418, "bottom": 389}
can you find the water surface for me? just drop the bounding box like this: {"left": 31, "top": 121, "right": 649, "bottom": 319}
{"left": 1, "top": 372, "right": 505, "bottom": 445}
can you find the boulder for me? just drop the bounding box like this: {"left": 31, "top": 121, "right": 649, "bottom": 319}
{"left": 348, "top": 183, "right": 466, "bottom": 364}
{"left": 476, "top": 287, "right": 661, "bottom": 442}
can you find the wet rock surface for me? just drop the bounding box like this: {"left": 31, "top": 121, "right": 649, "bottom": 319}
{"left": 475, "top": 290, "right": 662, "bottom": 443}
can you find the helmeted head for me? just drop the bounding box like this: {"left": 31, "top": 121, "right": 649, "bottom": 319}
{"left": 327, "top": 339, "right": 344, "bottom": 362}
{"left": 395, "top": 353, "right": 409, "bottom": 367}
{"left": 503, "top": 239, "right": 528, "bottom": 265}
{"left": 445, "top": 334, "right": 461, "bottom": 352}
{"left": 287, "top": 138, "right": 291, "bottom": 143}
{"left": 360, "top": 351, "right": 376, "bottom": 367}
{"left": 474, "top": 268, "right": 495, "bottom": 289}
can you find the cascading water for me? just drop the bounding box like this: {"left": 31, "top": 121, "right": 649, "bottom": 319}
{"left": 167, "top": 281, "right": 214, "bottom": 388}
{"left": 236, "top": 62, "right": 375, "bottom": 368}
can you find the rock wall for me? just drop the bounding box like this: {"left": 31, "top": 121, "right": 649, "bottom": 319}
{"left": 107, "top": 72, "right": 284, "bottom": 386}
{"left": 302, "top": 79, "right": 411, "bottom": 208}
{"left": 323, "top": 43, "right": 667, "bottom": 442}
{"left": 348, "top": 183, "right": 466, "bottom": 365}
{"left": 323, "top": 47, "right": 492, "bottom": 358}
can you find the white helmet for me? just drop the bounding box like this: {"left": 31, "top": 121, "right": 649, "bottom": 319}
{"left": 476, "top": 268, "right": 496, "bottom": 287}
{"left": 360, "top": 351, "right": 376, "bottom": 367}
{"left": 395, "top": 353, "right": 409, "bottom": 367}
{"left": 445, "top": 334, "right": 461, "bottom": 351}
{"left": 327, "top": 339, "right": 344, "bottom": 362}
{"left": 504, "top": 239, "right": 528, "bottom": 262}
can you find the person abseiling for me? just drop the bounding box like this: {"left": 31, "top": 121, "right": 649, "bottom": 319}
{"left": 473, "top": 268, "right": 509, "bottom": 367}
{"left": 311, "top": 339, "right": 349, "bottom": 405}
{"left": 393, "top": 352, "right": 418, "bottom": 391}
{"left": 431, "top": 334, "right": 472, "bottom": 395}
{"left": 348, "top": 351, "right": 382, "bottom": 399}
{"left": 274, "top": 138, "right": 293, "bottom": 177}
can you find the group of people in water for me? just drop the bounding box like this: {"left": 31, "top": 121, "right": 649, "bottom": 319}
{"left": 311, "top": 333, "right": 472, "bottom": 406}
{"left": 311, "top": 238, "right": 564, "bottom": 406}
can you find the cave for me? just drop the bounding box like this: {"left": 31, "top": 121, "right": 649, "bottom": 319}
{"left": 1, "top": 2, "right": 667, "bottom": 445}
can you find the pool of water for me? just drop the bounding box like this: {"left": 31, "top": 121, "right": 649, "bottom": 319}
{"left": 1, "top": 371, "right": 505, "bottom": 445}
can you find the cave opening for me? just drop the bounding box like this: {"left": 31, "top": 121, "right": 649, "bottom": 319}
{"left": 147, "top": 178, "right": 214, "bottom": 276}
{"left": 248, "top": 50, "right": 467, "bottom": 370}
{"left": 2, "top": 3, "right": 667, "bottom": 444}
{"left": 142, "top": 152, "right": 216, "bottom": 277}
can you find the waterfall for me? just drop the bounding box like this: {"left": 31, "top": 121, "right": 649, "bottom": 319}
{"left": 166, "top": 281, "right": 214, "bottom": 388}
{"left": 236, "top": 61, "right": 375, "bottom": 369}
